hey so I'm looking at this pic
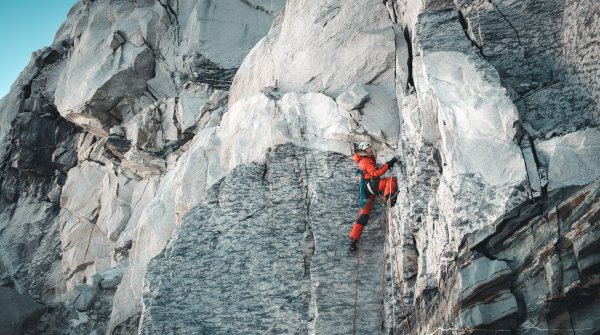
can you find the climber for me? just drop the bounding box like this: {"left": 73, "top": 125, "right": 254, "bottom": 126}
{"left": 349, "top": 142, "right": 398, "bottom": 251}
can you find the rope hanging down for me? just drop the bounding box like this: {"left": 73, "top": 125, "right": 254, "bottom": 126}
{"left": 388, "top": 201, "right": 413, "bottom": 335}
{"left": 376, "top": 182, "right": 392, "bottom": 335}
{"left": 377, "top": 174, "right": 413, "bottom": 335}
{"left": 352, "top": 232, "right": 361, "bottom": 335}
{"left": 352, "top": 163, "right": 412, "bottom": 335}
{"left": 352, "top": 186, "right": 363, "bottom": 335}
{"left": 377, "top": 201, "right": 388, "bottom": 334}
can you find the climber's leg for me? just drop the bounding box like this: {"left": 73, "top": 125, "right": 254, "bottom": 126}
{"left": 350, "top": 197, "right": 374, "bottom": 249}
{"left": 379, "top": 177, "right": 398, "bottom": 206}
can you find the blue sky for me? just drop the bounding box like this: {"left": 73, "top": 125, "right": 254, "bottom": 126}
{"left": 0, "top": 0, "right": 78, "bottom": 98}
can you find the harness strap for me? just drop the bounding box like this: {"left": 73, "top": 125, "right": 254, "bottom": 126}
{"left": 366, "top": 180, "right": 376, "bottom": 196}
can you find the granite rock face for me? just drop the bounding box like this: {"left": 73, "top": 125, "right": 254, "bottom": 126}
{"left": 1, "top": 0, "right": 285, "bottom": 333}
{"left": 229, "top": 0, "right": 397, "bottom": 105}
{"left": 0, "top": 0, "right": 599, "bottom": 334}
{"left": 408, "top": 180, "right": 600, "bottom": 334}
{"left": 140, "top": 144, "right": 392, "bottom": 334}
{"left": 0, "top": 287, "right": 46, "bottom": 335}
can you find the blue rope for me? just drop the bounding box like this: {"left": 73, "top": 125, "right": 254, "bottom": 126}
{"left": 356, "top": 169, "right": 367, "bottom": 208}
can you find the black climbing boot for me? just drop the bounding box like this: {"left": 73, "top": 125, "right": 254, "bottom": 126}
{"left": 385, "top": 192, "right": 399, "bottom": 207}
{"left": 350, "top": 238, "right": 359, "bottom": 251}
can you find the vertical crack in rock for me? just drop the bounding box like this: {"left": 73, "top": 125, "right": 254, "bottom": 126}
{"left": 81, "top": 223, "right": 96, "bottom": 266}
{"left": 550, "top": 204, "right": 577, "bottom": 332}
{"left": 299, "top": 154, "right": 316, "bottom": 331}
{"left": 456, "top": 9, "right": 485, "bottom": 57}
{"left": 488, "top": 1, "right": 522, "bottom": 49}
{"left": 403, "top": 28, "right": 414, "bottom": 90}
{"left": 384, "top": 0, "right": 399, "bottom": 23}
{"left": 157, "top": 0, "right": 178, "bottom": 25}
{"left": 488, "top": 0, "right": 535, "bottom": 81}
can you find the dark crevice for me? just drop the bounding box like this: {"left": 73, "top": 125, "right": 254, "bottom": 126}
{"left": 469, "top": 200, "right": 542, "bottom": 255}
{"left": 22, "top": 83, "right": 32, "bottom": 100}
{"left": 403, "top": 28, "right": 414, "bottom": 90}
{"left": 238, "top": 0, "right": 275, "bottom": 16}
{"left": 383, "top": 0, "right": 398, "bottom": 23}
{"left": 261, "top": 164, "right": 268, "bottom": 180}
{"left": 239, "top": 200, "right": 271, "bottom": 222}
{"left": 474, "top": 248, "right": 499, "bottom": 262}
{"left": 366, "top": 67, "right": 389, "bottom": 85}
{"left": 145, "top": 86, "right": 159, "bottom": 102}
{"left": 298, "top": 153, "right": 316, "bottom": 329}
{"left": 489, "top": 0, "right": 522, "bottom": 46}
{"left": 551, "top": 206, "right": 580, "bottom": 334}
{"left": 456, "top": 9, "right": 485, "bottom": 58}
{"left": 141, "top": 36, "right": 165, "bottom": 61}
{"left": 157, "top": 0, "right": 178, "bottom": 25}
{"left": 320, "top": 6, "right": 340, "bottom": 28}
{"left": 412, "top": 235, "right": 419, "bottom": 258}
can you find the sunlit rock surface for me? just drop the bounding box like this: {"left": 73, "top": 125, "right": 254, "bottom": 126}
{"left": 0, "top": 0, "right": 599, "bottom": 334}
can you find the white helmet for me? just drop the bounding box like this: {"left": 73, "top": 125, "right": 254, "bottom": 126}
{"left": 357, "top": 142, "right": 372, "bottom": 151}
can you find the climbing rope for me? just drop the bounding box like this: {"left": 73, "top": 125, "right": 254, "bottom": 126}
{"left": 390, "top": 248, "right": 397, "bottom": 327}
{"left": 376, "top": 197, "right": 390, "bottom": 335}
{"left": 388, "top": 194, "right": 413, "bottom": 335}
{"left": 352, "top": 188, "right": 365, "bottom": 335}
{"left": 352, "top": 234, "right": 361, "bottom": 335}
{"left": 376, "top": 178, "right": 395, "bottom": 334}
{"left": 352, "top": 164, "right": 413, "bottom": 335}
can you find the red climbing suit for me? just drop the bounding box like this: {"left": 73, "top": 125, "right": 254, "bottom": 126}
{"left": 350, "top": 152, "right": 397, "bottom": 242}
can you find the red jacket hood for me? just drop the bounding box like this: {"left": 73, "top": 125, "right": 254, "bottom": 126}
{"left": 353, "top": 152, "right": 374, "bottom": 163}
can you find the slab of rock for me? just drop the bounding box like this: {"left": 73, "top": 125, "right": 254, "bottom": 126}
{"left": 229, "top": 0, "right": 396, "bottom": 104}
{"left": 406, "top": 8, "right": 529, "bottom": 297}
{"left": 535, "top": 128, "right": 600, "bottom": 190}
{"left": 72, "top": 284, "right": 99, "bottom": 311}
{"left": 59, "top": 208, "right": 116, "bottom": 289}
{"left": 176, "top": 83, "right": 227, "bottom": 133}
{"left": 459, "top": 290, "right": 518, "bottom": 329}
{"left": 96, "top": 171, "right": 136, "bottom": 241}
{"left": 336, "top": 84, "right": 369, "bottom": 111}
{"left": 140, "top": 144, "right": 387, "bottom": 334}
{"left": 458, "top": 257, "right": 512, "bottom": 305}
{"left": 452, "top": 0, "right": 600, "bottom": 136}
{"left": 0, "top": 287, "right": 45, "bottom": 335}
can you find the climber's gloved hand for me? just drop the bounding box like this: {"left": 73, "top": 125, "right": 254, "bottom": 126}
{"left": 386, "top": 157, "right": 398, "bottom": 169}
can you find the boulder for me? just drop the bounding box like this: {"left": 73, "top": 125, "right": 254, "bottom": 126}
{"left": 72, "top": 284, "right": 99, "bottom": 311}
{"left": 99, "top": 266, "right": 126, "bottom": 290}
